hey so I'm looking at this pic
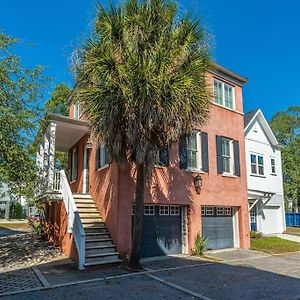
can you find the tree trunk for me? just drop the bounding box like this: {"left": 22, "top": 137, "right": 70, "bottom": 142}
{"left": 129, "top": 163, "right": 145, "bottom": 269}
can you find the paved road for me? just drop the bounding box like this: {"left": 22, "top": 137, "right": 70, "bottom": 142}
{"left": 2, "top": 250, "right": 300, "bottom": 300}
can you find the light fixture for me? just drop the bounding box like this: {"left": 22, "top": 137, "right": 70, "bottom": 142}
{"left": 194, "top": 174, "right": 202, "bottom": 195}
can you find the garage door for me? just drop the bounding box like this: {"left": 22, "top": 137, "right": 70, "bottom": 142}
{"left": 202, "top": 206, "right": 234, "bottom": 250}
{"left": 133, "top": 205, "right": 182, "bottom": 258}
{"left": 260, "top": 206, "right": 282, "bottom": 234}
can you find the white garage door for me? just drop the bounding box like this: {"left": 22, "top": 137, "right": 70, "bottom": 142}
{"left": 259, "top": 206, "right": 283, "bottom": 234}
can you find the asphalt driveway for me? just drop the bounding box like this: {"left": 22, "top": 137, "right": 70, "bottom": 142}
{"left": 2, "top": 250, "right": 300, "bottom": 300}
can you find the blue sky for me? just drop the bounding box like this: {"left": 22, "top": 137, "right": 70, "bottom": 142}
{"left": 1, "top": 0, "right": 299, "bottom": 120}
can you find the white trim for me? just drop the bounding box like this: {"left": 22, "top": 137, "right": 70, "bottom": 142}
{"left": 232, "top": 207, "right": 240, "bottom": 248}
{"left": 181, "top": 206, "right": 189, "bottom": 254}
{"left": 83, "top": 144, "right": 92, "bottom": 194}
{"left": 244, "top": 109, "right": 279, "bottom": 147}
{"left": 213, "top": 78, "right": 236, "bottom": 111}
{"left": 97, "top": 164, "right": 109, "bottom": 172}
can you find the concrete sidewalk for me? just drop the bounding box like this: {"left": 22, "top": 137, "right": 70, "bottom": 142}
{"left": 276, "top": 233, "right": 300, "bottom": 243}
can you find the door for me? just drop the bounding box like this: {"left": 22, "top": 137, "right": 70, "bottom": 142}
{"left": 133, "top": 205, "right": 182, "bottom": 258}
{"left": 202, "top": 206, "right": 234, "bottom": 250}
{"left": 83, "top": 145, "right": 91, "bottom": 193}
{"left": 260, "top": 206, "right": 282, "bottom": 234}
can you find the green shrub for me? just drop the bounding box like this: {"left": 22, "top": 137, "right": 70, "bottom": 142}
{"left": 28, "top": 217, "right": 45, "bottom": 236}
{"left": 191, "top": 234, "right": 207, "bottom": 256}
{"left": 9, "top": 202, "right": 24, "bottom": 219}
{"left": 250, "top": 231, "right": 262, "bottom": 239}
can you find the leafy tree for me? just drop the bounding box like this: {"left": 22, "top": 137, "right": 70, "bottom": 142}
{"left": 0, "top": 32, "right": 46, "bottom": 196}
{"left": 44, "top": 83, "right": 71, "bottom": 169}
{"left": 270, "top": 106, "right": 300, "bottom": 212}
{"left": 74, "top": 0, "right": 211, "bottom": 268}
{"left": 45, "top": 83, "right": 71, "bottom": 116}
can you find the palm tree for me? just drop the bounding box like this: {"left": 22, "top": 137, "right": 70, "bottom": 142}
{"left": 74, "top": 0, "right": 211, "bottom": 269}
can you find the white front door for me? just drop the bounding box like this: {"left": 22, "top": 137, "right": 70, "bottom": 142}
{"left": 83, "top": 145, "right": 91, "bottom": 194}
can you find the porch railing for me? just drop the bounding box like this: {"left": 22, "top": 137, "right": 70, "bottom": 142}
{"left": 52, "top": 170, "right": 61, "bottom": 192}
{"left": 60, "top": 170, "right": 85, "bottom": 270}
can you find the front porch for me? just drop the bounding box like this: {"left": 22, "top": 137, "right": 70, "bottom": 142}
{"left": 36, "top": 113, "right": 89, "bottom": 196}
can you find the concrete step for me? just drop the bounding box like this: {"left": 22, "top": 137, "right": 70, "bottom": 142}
{"left": 85, "top": 245, "right": 116, "bottom": 255}
{"left": 84, "top": 227, "right": 108, "bottom": 233}
{"left": 77, "top": 207, "right": 98, "bottom": 213}
{"left": 86, "top": 233, "right": 110, "bottom": 240}
{"left": 73, "top": 193, "right": 93, "bottom": 199}
{"left": 84, "top": 257, "right": 121, "bottom": 267}
{"left": 85, "top": 252, "right": 119, "bottom": 264}
{"left": 85, "top": 239, "right": 113, "bottom": 247}
{"left": 79, "top": 213, "right": 101, "bottom": 218}
{"left": 75, "top": 199, "right": 95, "bottom": 204}
{"left": 80, "top": 217, "right": 102, "bottom": 223}
{"left": 76, "top": 203, "right": 97, "bottom": 208}
{"left": 82, "top": 222, "right": 106, "bottom": 228}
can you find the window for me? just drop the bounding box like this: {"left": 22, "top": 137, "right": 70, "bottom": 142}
{"left": 250, "top": 209, "right": 256, "bottom": 223}
{"left": 170, "top": 206, "right": 180, "bottom": 216}
{"left": 131, "top": 205, "right": 135, "bottom": 215}
{"left": 271, "top": 158, "right": 276, "bottom": 174}
{"left": 205, "top": 206, "right": 214, "bottom": 216}
{"left": 155, "top": 147, "right": 169, "bottom": 167}
{"left": 224, "top": 207, "right": 232, "bottom": 215}
{"left": 217, "top": 207, "right": 224, "bottom": 215}
{"left": 201, "top": 206, "right": 205, "bottom": 216}
{"left": 250, "top": 154, "right": 264, "bottom": 175}
{"left": 96, "top": 144, "right": 110, "bottom": 169}
{"left": 186, "top": 131, "right": 201, "bottom": 170}
{"left": 159, "top": 205, "right": 169, "bottom": 215}
{"left": 74, "top": 101, "right": 81, "bottom": 119}
{"left": 144, "top": 205, "right": 155, "bottom": 215}
{"left": 221, "top": 138, "right": 233, "bottom": 174}
{"left": 70, "top": 148, "right": 78, "bottom": 181}
{"left": 213, "top": 79, "right": 235, "bottom": 109}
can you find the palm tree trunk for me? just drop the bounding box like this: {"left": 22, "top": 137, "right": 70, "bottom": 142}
{"left": 129, "top": 162, "right": 145, "bottom": 269}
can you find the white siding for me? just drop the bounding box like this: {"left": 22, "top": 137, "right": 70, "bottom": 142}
{"left": 245, "top": 116, "right": 286, "bottom": 234}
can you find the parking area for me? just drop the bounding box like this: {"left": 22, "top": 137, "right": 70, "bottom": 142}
{"left": 2, "top": 249, "right": 300, "bottom": 299}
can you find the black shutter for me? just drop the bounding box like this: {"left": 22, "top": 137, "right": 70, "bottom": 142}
{"left": 68, "top": 149, "right": 72, "bottom": 180}
{"left": 201, "top": 132, "right": 209, "bottom": 172}
{"left": 159, "top": 146, "right": 169, "bottom": 167}
{"left": 216, "top": 136, "right": 223, "bottom": 174}
{"left": 179, "top": 135, "right": 187, "bottom": 169}
{"left": 105, "top": 147, "right": 112, "bottom": 164}
{"left": 95, "top": 146, "right": 99, "bottom": 170}
{"left": 131, "top": 148, "right": 136, "bottom": 162}
{"left": 233, "top": 140, "right": 241, "bottom": 176}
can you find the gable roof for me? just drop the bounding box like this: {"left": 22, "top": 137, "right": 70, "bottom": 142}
{"left": 244, "top": 108, "right": 279, "bottom": 147}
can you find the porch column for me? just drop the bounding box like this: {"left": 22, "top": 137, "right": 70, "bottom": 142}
{"left": 48, "top": 122, "right": 56, "bottom": 190}
{"left": 43, "top": 133, "right": 49, "bottom": 189}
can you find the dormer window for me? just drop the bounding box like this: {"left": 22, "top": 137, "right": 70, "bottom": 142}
{"left": 213, "top": 79, "right": 235, "bottom": 110}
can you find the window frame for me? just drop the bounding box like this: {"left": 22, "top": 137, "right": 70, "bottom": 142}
{"left": 186, "top": 131, "right": 202, "bottom": 171}
{"left": 250, "top": 153, "right": 265, "bottom": 176}
{"left": 159, "top": 205, "right": 170, "bottom": 216}
{"left": 70, "top": 148, "right": 78, "bottom": 182}
{"left": 144, "top": 205, "right": 155, "bottom": 215}
{"left": 96, "top": 144, "right": 110, "bottom": 170}
{"left": 205, "top": 206, "right": 214, "bottom": 216}
{"left": 270, "top": 157, "right": 276, "bottom": 175}
{"left": 213, "top": 79, "right": 235, "bottom": 110}
{"left": 170, "top": 206, "right": 180, "bottom": 216}
{"left": 221, "top": 138, "right": 234, "bottom": 175}
{"left": 74, "top": 101, "right": 81, "bottom": 119}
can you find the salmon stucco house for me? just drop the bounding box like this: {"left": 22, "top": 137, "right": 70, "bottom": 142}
{"left": 36, "top": 64, "right": 250, "bottom": 269}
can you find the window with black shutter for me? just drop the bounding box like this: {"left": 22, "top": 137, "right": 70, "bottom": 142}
{"left": 96, "top": 144, "right": 111, "bottom": 170}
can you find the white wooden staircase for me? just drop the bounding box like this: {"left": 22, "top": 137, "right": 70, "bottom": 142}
{"left": 73, "top": 194, "right": 121, "bottom": 267}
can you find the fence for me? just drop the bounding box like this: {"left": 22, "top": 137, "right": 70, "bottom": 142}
{"left": 286, "top": 213, "right": 300, "bottom": 227}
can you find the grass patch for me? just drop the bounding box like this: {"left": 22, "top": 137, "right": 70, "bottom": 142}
{"left": 251, "top": 236, "right": 300, "bottom": 254}
{"left": 0, "top": 222, "right": 30, "bottom": 231}
{"left": 285, "top": 227, "right": 300, "bottom": 237}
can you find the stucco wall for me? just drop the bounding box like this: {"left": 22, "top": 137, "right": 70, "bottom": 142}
{"left": 45, "top": 201, "right": 78, "bottom": 263}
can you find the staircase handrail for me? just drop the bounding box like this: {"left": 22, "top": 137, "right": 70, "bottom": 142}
{"left": 60, "top": 170, "right": 85, "bottom": 270}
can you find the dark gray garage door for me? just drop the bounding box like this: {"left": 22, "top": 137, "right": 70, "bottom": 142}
{"left": 202, "top": 206, "right": 234, "bottom": 250}
{"left": 132, "top": 205, "right": 182, "bottom": 258}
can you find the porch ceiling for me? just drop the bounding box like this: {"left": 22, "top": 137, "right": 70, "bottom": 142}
{"left": 46, "top": 113, "right": 89, "bottom": 152}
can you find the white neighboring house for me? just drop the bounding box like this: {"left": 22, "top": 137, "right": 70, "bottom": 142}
{"left": 244, "top": 109, "right": 286, "bottom": 234}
